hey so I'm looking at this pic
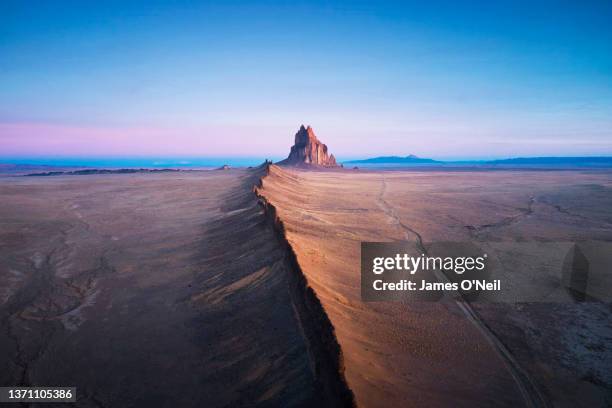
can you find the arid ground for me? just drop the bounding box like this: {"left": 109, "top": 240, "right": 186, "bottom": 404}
{"left": 0, "top": 168, "right": 330, "bottom": 407}
{"left": 257, "top": 165, "right": 612, "bottom": 408}
{"left": 1, "top": 165, "right": 611, "bottom": 407}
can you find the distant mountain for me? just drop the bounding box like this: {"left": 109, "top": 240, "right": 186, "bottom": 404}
{"left": 345, "top": 155, "right": 439, "bottom": 164}
{"left": 485, "top": 157, "right": 612, "bottom": 167}
{"left": 344, "top": 155, "right": 612, "bottom": 168}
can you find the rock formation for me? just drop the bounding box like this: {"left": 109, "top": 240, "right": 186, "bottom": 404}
{"left": 278, "top": 125, "right": 338, "bottom": 167}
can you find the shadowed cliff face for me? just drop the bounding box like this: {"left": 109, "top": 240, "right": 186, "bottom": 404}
{"left": 258, "top": 165, "right": 612, "bottom": 408}
{"left": 278, "top": 125, "right": 338, "bottom": 167}
{"left": 0, "top": 169, "right": 325, "bottom": 407}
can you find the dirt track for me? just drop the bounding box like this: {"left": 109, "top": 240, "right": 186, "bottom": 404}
{"left": 258, "top": 165, "right": 612, "bottom": 407}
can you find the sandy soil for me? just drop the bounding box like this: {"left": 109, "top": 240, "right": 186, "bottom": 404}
{"left": 2, "top": 165, "right": 611, "bottom": 407}
{"left": 0, "top": 169, "right": 321, "bottom": 407}
{"left": 258, "top": 165, "right": 612, "bottom": 408}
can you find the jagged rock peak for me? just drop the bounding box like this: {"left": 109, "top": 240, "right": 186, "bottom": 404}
{"left": 295, "top": 125, "right": 317, "bottom": 145}
{"left": 278, "top": 125, "right": 338, "bottom": 167}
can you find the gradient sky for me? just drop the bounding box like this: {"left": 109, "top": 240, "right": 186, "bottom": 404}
{"left": 1, "top": 0, "right": 611, "bottom": 160}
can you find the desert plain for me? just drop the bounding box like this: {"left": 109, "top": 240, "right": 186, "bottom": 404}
{"left": 1, "top": 165, "right": 611, "bottom": 407}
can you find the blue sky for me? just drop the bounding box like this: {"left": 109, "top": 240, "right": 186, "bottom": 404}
{"left": 1, "top": 0, "right": 611, "bottom": 159}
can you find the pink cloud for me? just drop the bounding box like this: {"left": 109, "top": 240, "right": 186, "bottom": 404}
{"left": 0, "top": 122, "right": 288, "bottom": 156}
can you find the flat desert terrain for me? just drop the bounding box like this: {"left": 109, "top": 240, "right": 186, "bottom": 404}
{"left": 0, "top": 168, "right": 337, "bottom": 407}
{"left": 258, "top": 165, "right": 612, "bottom": 408}
{"left": 1, "top": 165, "right": 611, "bottom": 407}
